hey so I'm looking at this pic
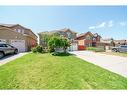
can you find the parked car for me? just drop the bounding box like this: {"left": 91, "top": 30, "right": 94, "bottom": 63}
{"left": 111, "top": 45, "right": 127, "bottom": 52}
{"left": 0, "top": 43, "right": 18, "bottom": 59}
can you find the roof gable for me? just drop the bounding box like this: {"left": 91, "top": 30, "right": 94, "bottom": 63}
{"left": 77, "top": 31, "right": 93, "bottom": 39}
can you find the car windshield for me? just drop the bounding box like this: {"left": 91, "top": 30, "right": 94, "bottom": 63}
{"left": 121, "top": 46, "right": 127, "bottom": 48}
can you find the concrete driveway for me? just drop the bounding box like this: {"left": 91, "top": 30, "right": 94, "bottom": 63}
{"left": 0, "top": 53, "right": 28, "bottom": 66}
{"left": 70, "top": 51, "right": 127, "bottom": 78}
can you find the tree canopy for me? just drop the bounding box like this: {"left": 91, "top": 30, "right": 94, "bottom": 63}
{"left": 48, "top": 36, "right": 70, "bottom": 52}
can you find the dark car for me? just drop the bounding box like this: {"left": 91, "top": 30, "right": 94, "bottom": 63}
{"left": 111, "top": 45, "right": 127, "bottom": 52}
{"left": 0, "top": 43, "right": 18, "bottom": 59}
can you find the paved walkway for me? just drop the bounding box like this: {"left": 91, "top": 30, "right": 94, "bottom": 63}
{"left": 0, "top": 53, "right": 28, "bottom": 66}
{"left": 70, "top": 51, "right": 127, "bottom": 78}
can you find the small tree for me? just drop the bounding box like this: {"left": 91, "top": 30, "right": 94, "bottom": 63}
{"left": 48, "top": 37, "right": 70, "bottom": 53}
{"left": 61, "top": 38, "right": 70, "bottom": 53}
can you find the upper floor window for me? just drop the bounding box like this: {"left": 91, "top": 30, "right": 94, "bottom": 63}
{"left": 67, "top": 32, "right": 71, "bottom": 39}
{"left": 17, "top": 29, "right": 21, "bottom": 33}
{"left": 85, "top": 35, "right": 92, "bottom": 40}
{"left": 93, "top": 37, "right": 96, "bottom": 41}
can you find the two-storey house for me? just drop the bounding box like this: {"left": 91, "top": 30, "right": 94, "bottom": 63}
{"left": 0, "top": 24, "right": 37, "bottom": 52}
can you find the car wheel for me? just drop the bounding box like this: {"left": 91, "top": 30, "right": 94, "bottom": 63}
{"left": 112, "top": 49, "right": 117, "bottom": 52}
{"left": 14, "top": 49, "right": 18, "bottom": 54}
{"left": 0, "top": 52, "right": 4, "bottom": 59}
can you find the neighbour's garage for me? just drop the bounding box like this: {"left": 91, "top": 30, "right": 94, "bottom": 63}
{"left": 78, "top": 40, "right": 86, "bottom": 50}
{"left": 69, "top": 43, "right": 78, "bottom": 51}
{"left": 11, "top": 40, "right": 26, "bottom": 52}
{"left": 0, "top": 27, "right": 26, "bottom": 52}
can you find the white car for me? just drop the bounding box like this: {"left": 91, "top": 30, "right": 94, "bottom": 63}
{"left": 111, "top": 45, "right": 127, "bottom": 52}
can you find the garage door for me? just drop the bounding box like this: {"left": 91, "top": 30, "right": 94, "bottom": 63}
{"left": 69, "top": 43, "right": 78, "bottom": 51}
{"left": 11, "top": 40, "right": 26, "bottom": 52}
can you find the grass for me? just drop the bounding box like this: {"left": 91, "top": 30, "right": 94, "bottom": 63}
{"left": 101, "top": 52, "right": 127, "bottom": 57}
{"left": 87, "top": 47, "right": 105, "bottom": 52}
{"left": 0, "top": 53, "right": 127, "bottom": 89}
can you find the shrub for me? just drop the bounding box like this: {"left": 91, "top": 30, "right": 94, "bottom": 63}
{"left": 31, "top": 47, "right": 37, "bottom": 53}
{"left": 95, "top": 48, "right": 105, "bottom": 52}
{"left": 48, "top": 47, "right": 55, "bottom": 53}
{"left": 87, "top": 47, "right": 105, "bottom": 52}
{"left": 31, "top": 45, "right": 43, "bottom": 53}
{"left": 52, "top": 52, "right": 71, "bottom": 56}
{"left": 87, "top": 47, "right": 97, "bottom": 51}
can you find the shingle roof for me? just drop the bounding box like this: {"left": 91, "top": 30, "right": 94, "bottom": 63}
{"left": 39, "top": 28, "right": 77, "bottom": 34}
{"left": 77, "top": 31, "right": 94, "bottom": 38}
{"left": 0, "top": 23, "right": 18, "bottom": 27}
{"left": 0, "top": 23, "right": 37, "bottom": 38}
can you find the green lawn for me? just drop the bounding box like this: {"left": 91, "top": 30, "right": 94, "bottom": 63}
{"left": 0, "top": 53, "right": 127, "bottom": 89}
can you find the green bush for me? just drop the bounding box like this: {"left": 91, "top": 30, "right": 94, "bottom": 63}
{"left": 48, "top": 47, "right": 55, "bottom": 53}
{"left": 87, "top": 47, "right": 97, "bottom": 51}
{"left": 87, "top": 47, "right": 105, "bottom": 52}
{"left": 31, "top": 47, "right": 37, "bottom": 53}
{"left": 52, "top": 52, "right": 71, "bottom": 56}
{"left": 95, "top": 48, "right": 105, "bottom": 52}
{"left": 31, "top": 45, "right": 43, "bottom": 53}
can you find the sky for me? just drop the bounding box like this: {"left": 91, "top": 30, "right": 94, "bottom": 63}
{"left": 0, "top": 6, "right": 127, "bottom": 39}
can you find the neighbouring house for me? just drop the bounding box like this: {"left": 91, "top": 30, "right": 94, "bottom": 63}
{"left": 114, "top": 40, "right": 127, "bottom": 46}
{"left": 76, "top": 31, "right": 101, "bottom": 50}
{"left": 0, "top": 24, "right": 37, "bottom": 52}
{"left": 38, "top": 28, "right": 78, "bottom": 51}
{"left": 96, "top": 38, "right": 116, "bottom": 50}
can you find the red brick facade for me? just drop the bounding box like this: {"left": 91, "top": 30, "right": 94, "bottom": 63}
{"left": 76, "top": 31, "right": 101, "bottom": 50}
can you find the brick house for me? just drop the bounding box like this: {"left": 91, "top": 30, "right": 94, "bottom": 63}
{"left": 38, "top": 28, "right": 78, "bottom": 51}
{"left": 0, "top": 24, "right": 37, "bottom": 52}
{"left": 76, "top": 31, "right": 101, "bottom": 50}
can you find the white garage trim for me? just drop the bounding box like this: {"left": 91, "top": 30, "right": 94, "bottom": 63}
{"left": 68, "top": 43, "right": 78, "bottom": 51}
{"left": 11, "top": 40, "right": 26, "bottom": 52}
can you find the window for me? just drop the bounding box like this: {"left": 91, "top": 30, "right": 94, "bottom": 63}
{"left": 67, "top": 32, "right": 71, "bottom": 39}
{"left": 93, "top": 37, "right": 96, "bottom": 41}
{"left": 17, "top": 29, "right": 21, "bottom": 33}
{"left": 121, "top": 46, "right": 127, "bottom": 48}
{"left": 85, "top": 35, "right": 92, "bottom": 40}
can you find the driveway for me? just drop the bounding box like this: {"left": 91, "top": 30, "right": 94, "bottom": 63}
{"left": 70, "top": 51, "right": 127, "bottom": 78}
{"left": 0, "top": 53, "right": 28, "bottom": 66}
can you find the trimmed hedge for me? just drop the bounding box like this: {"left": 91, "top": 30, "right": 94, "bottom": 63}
{"left": 87, "top": 47, "right": 105, "bottom": 52}
{"left": 52, "top": 52, "right": 71, "bottom": 56}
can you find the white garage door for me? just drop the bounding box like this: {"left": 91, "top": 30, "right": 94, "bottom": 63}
{"left": 68, "top": 43, "right": 78, "bottom": 51}
{"left": 11, "top": 40, "right": 26, "bottom": 52}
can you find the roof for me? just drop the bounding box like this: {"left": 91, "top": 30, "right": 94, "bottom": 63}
{"left": 0, "top": 23, "right": 18, "bottom": 27}
{"left": 114, "top": 40, "right": 127, "bottom": 43}
{"left": 0, "top": 23, "right": 37, "bottom": 38}
{"left": 100, "top": 38, "right": 112, "bottom": 43}
{"left": 39, "top": 28, "right": 77, "bottom": 34}
{"left": 76, "top": 31, "right": 94, "bottom": 39}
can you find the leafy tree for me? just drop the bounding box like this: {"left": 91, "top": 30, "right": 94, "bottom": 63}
{"left": 48, "top": 36, "right": 70, "bottom": 53}
{"left": 60, "top": 38, "right": 70, "bottom": 53}
{"left": 40, "top": 32, "right": 60, "bottom": 47}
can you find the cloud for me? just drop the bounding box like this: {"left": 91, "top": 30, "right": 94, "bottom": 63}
{"left": 88, "top": 26, "right": 96, "bottom": 29}
{"left": 108, "top": 20, "right": 113, "bottom": 27}
{"left": 96, "top": 22, "right": 106, "bottom": 28}
{"left": 119, "top": 22, "right": 126, "bottom": 26}
{"left": 89, "top": 22, "right": 106, "bottom": 30}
